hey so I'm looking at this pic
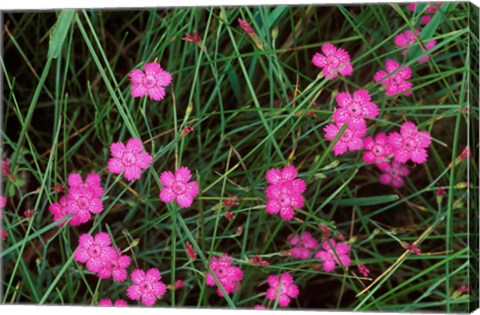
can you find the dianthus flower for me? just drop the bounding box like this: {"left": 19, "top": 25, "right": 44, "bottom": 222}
{"left": 238, "top": 18, "right": 255, "bottom": 36}
{"left": 159, "top": 166, "right": 199, "bottom": 208}
{"left": 288, "top": 231, "right": 319, "bottom": 260}
{"left": 265, "top": 272, "right": 299, "bottom": 308}
{"left": 358, "top": 264, "right": 370, "bottom": 278}
{"left": 312, "top": 43, "right": 353, "bottom": 80}
{"left": 363, "top": 133, "right": 393, "bottom": 165}
{"left": 206, "top": 254, "right": 244, "bottom": 297}
{"left": 66, "top": 173, "right": 104, "bottom": 226}
{"left": 74, "top": 232, "right": 116, "bottom": 273}
{"left": 314, "top": 238, "right": 351, "bottom": 272}
{"left": 108, "top": 138, "right": 153, "bottom": 182}
{"left": 129, "top": 61, "right": 172, "bottom": 101}
{"left": 394, "top": 29, "right": 436, "bottom": 63}
{"left": 333, "top": 89, "right": 379, "bottom": 129}
{"left": 388, "top": 121, "right": 431, "bottom": 164}
{"left": 265, "top": 165, "right": 307, "bottom": 193}
{"left": 48, "top": 196, "right": 68, "bottom": 226}
{"left": 378, "top": 161, "right": 410, "bottom": 188}
{"left": 186, "top": 241, "right": 198, "bottom": 261}
{"left": 408, "top": 3, "right": 443, "bottom": 25}
{"left": 266, "top": 182, "right": 304, "bottom": 221}
{"left": 98, "top": 299, "right": 128, "bottom": 307}
{"left": 373, "top": 59, "right": 412, "bottom": 97}
{"left": 324, "top": 123, "right": 366, "bottom": 156}
{"left": 127, "top": 268, "right": 167, "bottom": 307}
{"left": 97, "top": 248, "right": 131, "bottom": 282}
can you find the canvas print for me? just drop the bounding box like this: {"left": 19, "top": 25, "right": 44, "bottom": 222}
{"left": 0, "top": 2, "right": 478, "bottom": 312}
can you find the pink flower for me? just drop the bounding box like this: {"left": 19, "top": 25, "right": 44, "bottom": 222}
{"left": 74, "top": 232, "right": 116, "bottom": 273}
{"left": 159, "top": 166, "right": 199, "bottom": 208}
{"left": 333, "top": 89, "right": 379, "bottom": 130}
{"left": 373, "top": 59, "right": 413, "bottom": 97}
{"left": 251, "top": 254, "right": 270, "bottom": 267}
{"left": 265, "top": 165, "right": 307, "bottom": 193}
{"left": 408, "top": 3, "right": 443, "bottom": 25}
{"left": 108, "top": 138, "right": 153, "bottom": 182}
{"left": 314, "top": 238, "right": 351, "bottom": 272}
{"left": 97, "top": 248, "right": 131, "bottom": 282}
{"left": 0, "top": 196, "right": 6, "bottom": 209}
{"left": 66, "top": 173, "right": 104, "bottom": 226}
{"left": 238, "top": 18, "right": 255, "bottom": 36}
{"left": 127, "top": 268, "right": 167, "bottom": 307}
{"left": 182, "top": 31, "right": 201, "bottom": 43}
{"left": 206, "top": 254, "right": 244, "bottom": 297}
{"left": 378, "top": 161, "right": 410, "bottom": 188}
{"left": 395, "top": 29, "right": 436, "bottom": 63}
{"left": 460, "top": 146, "right": 472, "bottom": 160}
{"left": 265, "top": 182, "right": 304, "bottom": 221}
{"left": 265, "top": 272, "right": 299, "bottom": 307}
{"left": 288, "top": 231, "right": 319, "bottom": 260}
{"left": 312, "top": 43, "right": 353, "bottom": 80}
{"left": 129, "top": 61, "right": 172, "bottom": 101}
{"left": 324, "top": 123, "right": 366, "bottom": 156}
{"left": 98, "top": 299, "right": 128, "bottom": 307}
{"left": 388, "top": 121, "right": 431, "bottom": 164}
{"left": 49, "top": 196, "right": 68, "bottom": 226}
{"left": 363, "top": 133, "right": 393, "bottom": 165}
{"left": 436, "top": 188, "right": 447, "bottom": 197}
{"left": 173, "top": 280, "right": 185, "bottom": 289}
{"left": 186, "top": 241, "right": 198, "bottom": 261}
{"left": 358, "top": 265, "right": 370, "bottom": 277}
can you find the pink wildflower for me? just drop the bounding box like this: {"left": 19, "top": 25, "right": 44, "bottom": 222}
{"left": 324, "top": 123, "right": 367, "bottom": 156}
{"left": 251, "top": 254, "right": 270, "bottom": 267}
{"left": 265, "top": 165, "right": 307, "bottom": 193}
{"left": 378, "top": 161, "right": 410, "bottom": 188}
{"left": 127, "top": 268, "right": 167, "bottom": 307}
{"left": 129, "top": 61, "right": 172, "bottom": 101}
{"left": 394, "top": 29, "right": 436, "bottom": 63}
{"left": 66, "top": 173, "right": 104, "bottom": 226}
{"left": 238, "top": 18, "right": 255, "bottom": 36}
{"left": 363, "top": 133, "right": 393, "bottom": 165}
{"left": 288, "top": 232, "right": 319, "bottom": 260}
{"left": 333, "top": 89, "right": 379, "bottom": 130}
{"left": 49, "top": 196, "right": 68, "bottom": 226}
{"left": 0, "top": 196, "right": 6, "bottom": 209}
{"left": 265, "top": 272, "right": 299, "bottom": 307}
{"left": 408, "top": 3, "right": 443, "bottom": 25}
{"left": 436, "top": 188, "right": 447, "bottom": 197}
{"left": 159, "top": 166, "right": 199, "bottom": 208}
{"left": 265, "top": 182, "right": 304, "bottom": 221}
{"left": 108, "top": 138, "right": 153, "bottom": 182}
{"left": 1, "top": 159, "right": 11, "bottom": 177}
{"left": 97, "top": 248, "right": 131, "bottom": 282}
{"left": 314, "top": 238, "right": 351, "bottom": 272}
{"left": 406, "top": 243, "right": 422, "bottom": 255}
{"left": 206, "top": 254, "right": 244, "bottom": 297}
{"left": 74, "top": 232, "right": 116, "bottom": 273}
{"left": 373, "top": 59, "right": 413, "bottom": 97}
{"left": 224, "top": 211, "right": 235, "bottom": 221}
{"left": 312, "top": 43, "right": 353, "bottom": 80}
{"left": 460, "top": 146, "right": 472, "bottom": 160}
{"left": 358, "top": 264, "right": 370, "bottom": 277}
{"left": 458, "top": 285, "right": 470, "bottom": 294}
{"left": 388, "top": 121, "right": 432, "bottom": 164}
{"left": 181, "top": 125, "right": 194, "bottom": 136}
{"left": 186, "top": 241, "right": 197, "bottom": 261}
{"left": 98, "top": 299, "right": 128, "bottom": 307}
{"left": 24, "top": 209, "right": 34, "bottom": 218}
{"left": 223, "top": 195, "right": 240, "bottom": 207}
{"left": 173, "top": 280, "right": 185, "bottom": 289}
{"left": 182, "top": 31, "right": 201, "bottom": 43}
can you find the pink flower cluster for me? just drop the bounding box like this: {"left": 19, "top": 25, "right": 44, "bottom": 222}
{"left": 49, "top": 173, "right": 104, "bottom": 226}
{"left": 374, "top": 59, "right": 413, "bottom": 97}
{"left": 395, "top": 29, "right": 436, "bottom": 63}
{"left": 74, "top": 232, "right": 131, "bottom": 282}
{"left": 312, "top": 43, "right": 353, "bottom": 80}
{"left": 288, "top": 231, "right": 318, "bottom": 260}
{"left": 206, "top": 254, "right": 244, "bottom": 297}
{"left": 265, "top": 272, "right": 299, "bottom": 307}
{"left": 265, "top": 165, "right": 307, "bottom": 221}
{"left": 314, "top": 239, "right": 351, "bottom": 272}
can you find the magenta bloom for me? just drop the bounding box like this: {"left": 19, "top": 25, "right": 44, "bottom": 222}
{"left": 74, "top": 232, "right": 116, "bottom": 273}
{"left": 324, "top": 123, "right": 366, "bottom": 156}
{"left": 265, "top": 165, "right": 306, "bottom": 193}
{"left": 378, "top": 161, "right": 410, "bottom": 188}
{"left": 288, "top": 232, "right": 319, "bottom": 260}
{"left": 314, "top": 238, "right": 351, "bottom": 272}
{"left": 373, "top": 59, "right": 413, "bottom": 97}
{"left": 408, "top": 3, "right": 443, "bottom": 25}
{"left": 363, "top": 133, "right": 393, "bottom": 165}
{"left": 238, "top": 18, "right": 255, "bottom": 36}
{"left": 98, "top": 299, "right": 128, "bottom": 307}
{"left": 48, "top": 195, "right": 68, "bottom": 226}
{"left": 265, "top": 273, "right": 299, "bottom": 308}
{"left": 66, "top": 173, "right": 104, "bottom": 226}
{"left": 108, "top": 138, "right": 153, "bottom": 182}
{"left": 97, "top": 249, "right": 131, "bottom": 282}
{"left": 159, "top": 166, "right": 199, "bottom": 208}
{"left": 312, "top": 43, "right": 353, "bottom": 80}
{"left": 127, "top": 268, "right": 167, "bottom": 307}
{"left": 395, "top": 29, "right": 436, "bottom": 63}
{"left": 358, "top": 265, "right": 370, "bottom": 277}
{"left": 129, "top": 61, "right": 172, "bottom": 101}
{"left": 266, "top": 182, "right": 304, "bottom": 221}
{"left": 333, "top": 89, "right": 379, "bottom": 130}
{"left": 206, "top": 254, "right": 244, "bottom": 297}
{"left": 388, "top": 121, "right": 432, "bottom": 164}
